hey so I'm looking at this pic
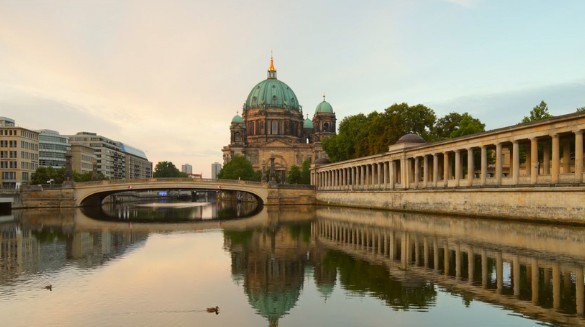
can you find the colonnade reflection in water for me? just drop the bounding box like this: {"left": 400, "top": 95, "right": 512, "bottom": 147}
{"left": 314, "top": 207, "right": 585, "bottom": 326}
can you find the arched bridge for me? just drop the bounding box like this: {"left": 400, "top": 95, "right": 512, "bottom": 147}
{"left": 68, "top": 178, "right": 315, "bottom": 208}
{"left": 75, "top": 178, "right": 269, "bottom": 207}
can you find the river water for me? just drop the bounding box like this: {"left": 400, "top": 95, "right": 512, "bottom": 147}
{"left": 1, "top": 199, "right": 585, "bottom": 327}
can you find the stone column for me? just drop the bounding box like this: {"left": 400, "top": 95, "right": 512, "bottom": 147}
{"left": 480, "top": 146, "right": 487, "bottom": 186}
{"left": 443, "top": 152, "right": 450, "bottom": 187}
{"left": 414, "top": 239, "right": 420, "bottom": 266}
{"left": 401, "top": 233, "right": 409, "bottom": 270}
{"left": 454, "top": 150, "right": 461, "bottom": 187}
{"left": 444, "top": 244, "right": 450, "bottom": 276}
{"left": 383, "top": 161, "right": 388, "bottom": 189}
{"left": 552, "top": 134, "right": 560, "bottom": 184}
{"left": 512, "top": 140, "right": 520, "bottom": 185}
{"left": 553, "top": 263, "right": 560, "bottom": 309}
{"left": 481, "top": 250, "right": 488, "bottom": 288}
{"left": 423, "top": 155, "right": 429, "bottom": 188}
{"left": 468, "top": 248, "right": 475, "bottom": 285}
{"left": 495, "top": 143, "right": 502, "bottom": 185}
{"left": 496, "top": 252, "right": 503, "bottom": 294}
{"left": 433, "top": 239, "right": 439, "bottom": 271}
{"left": 467, "top": 148, "right": 474, "bottom": 186}
{"left": 389, "top": 232, "right": 396, "bottom": 260}
{"left": 402, "top": 158, "right": 408, "bottom": 189}
{"left": 577, "top": 267, "right": 584, "bottom": 316}
{"left": 423, "top": 238, "right": 429, "bottom": 268}
{"left": 433, "top": 154, "right": 439, "bottom": 188}
{"left": 531, "top": 258, "right": 539, "bottom": 305}
{"left": 531, "top": 138, "right": 538, "bottom": 184}
{"left": 525, "top": 141, "right": 531, "bottom": 177}
{"left": 513, "top": 256, "right": 520, "bottom": 297}
{"left": 576, "top": 130, "right": 583, "bottom": 183}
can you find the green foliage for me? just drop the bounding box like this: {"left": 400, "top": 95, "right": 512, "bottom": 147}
{"left": 31, "top": 167, "right": 66, "bottom": 185}
{"left": 300, "top": 159, "right": 311, "bottom": 184}
{"left": 73, "top": 171, "right": 106, "bottom": 182}
{"left": 433, "top": 112, "right": 485, "bottom": 140}
{"left": 286, "top": 165, "right": 302, "bottom": 184}
{"left": 577, "top": 106, "right": 585, "bottom": 113}
{"left": 218, "top": 155, "right": 259, "bottom": 181}
{"left": 322, "top": 113, "right": 370, "bottom": 162}
{"left": 153, "top": 161, "right": 187, "bottom": 178}
{"left": 323, "top": 103, "right": 437, "bottom": 162}
{"left": 522, "top": 100, "right": 552, "bottom": 123}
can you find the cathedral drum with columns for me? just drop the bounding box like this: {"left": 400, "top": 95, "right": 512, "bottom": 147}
{"left": 222, "top": 57, "right": 337, "bottom": 182}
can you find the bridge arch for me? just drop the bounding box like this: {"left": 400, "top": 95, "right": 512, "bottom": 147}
{"left": 74, "top": 178, "right": 268, "bottom": 207}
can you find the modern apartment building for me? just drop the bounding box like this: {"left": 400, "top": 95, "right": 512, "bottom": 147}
{"left": 68, "top": 132, "right": 126, "bottom": 179}
{"left": 38, "top": 129, "right": 69, "bottom": 168}
{"left": 120, "top": 143, "right": 152, "bottom": 179}
{"left": 70, "top": 144, "right": 97, "bottom": 175}
{"left": 0, "top": 117, "right": 39, "bottom": 189}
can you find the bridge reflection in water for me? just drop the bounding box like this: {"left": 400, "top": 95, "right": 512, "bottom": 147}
{"left": 315, "top": 207, "right": 585, "bottom": 326}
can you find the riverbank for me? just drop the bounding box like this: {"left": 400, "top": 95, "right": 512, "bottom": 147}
{"left": 316, "top": 186, "right": 585, "bottom": 224}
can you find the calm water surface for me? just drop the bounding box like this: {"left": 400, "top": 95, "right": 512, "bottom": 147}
{"left": 1, "top": 200, "right": 584, "bottom": 326}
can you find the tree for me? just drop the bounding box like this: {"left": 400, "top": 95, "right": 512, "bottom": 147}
{"left": 153, "top": 161, "right": 187, "bottom": 178}
{"left": 31, "top": 167, "right": 65, "bottom": 185}
{"left": 522, "top": 100, "right": 552, "bottom": 123}
{"left": 300, "top": 159, "right": 311, "bottom": 184}
{"left": 218, "top": 155, "right": 259, "bottom": 181}
{"left": 73, "top": 171, "right": 106, "bottom": 182}
{"left": 432, "top": 112, "right": 485, "bottom": 140}
{"left": 323, "top": 103, "right": 436, "bottom": 162}
{"left": 286, "top": 165, "right": 302, "bottom": 184}
{"left": 576, "top": 106, "right": 585, "bottom": 113}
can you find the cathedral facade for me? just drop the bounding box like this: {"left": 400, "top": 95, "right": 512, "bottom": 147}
{"left": 222, "top": 58, "right": 337, "bottom": 182}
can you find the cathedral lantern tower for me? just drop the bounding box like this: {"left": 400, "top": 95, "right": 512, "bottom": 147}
{"left": 312, "top": 95, "right": 336, "bottom": 142}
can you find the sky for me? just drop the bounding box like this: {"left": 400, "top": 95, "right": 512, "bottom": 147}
{"left": 1, "top": 0, "right": 584, "bottom": 178}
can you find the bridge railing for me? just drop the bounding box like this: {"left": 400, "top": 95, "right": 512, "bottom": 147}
{"left": 75, "top": 178, "right": 266, "bottom": 187}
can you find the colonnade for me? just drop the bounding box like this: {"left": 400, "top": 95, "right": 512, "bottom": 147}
{"left": 313, "top": 114, "right": 585, "bottom": 190}
{"left": 315, "top": 218, "right": 585, "bottom": 319}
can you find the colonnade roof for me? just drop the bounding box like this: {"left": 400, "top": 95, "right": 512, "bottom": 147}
{"left": 317, "top": 111, "right": 585, "bottom": 169}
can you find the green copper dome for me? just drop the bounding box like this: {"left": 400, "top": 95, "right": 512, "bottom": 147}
{"left": 315, "top": 100, "right": 333, "bottom": 113}
{"left": 303, "top": 118, "right": 313, "bottom": 129}
{"left": 243, "top": 58, "right": 301, "bottom": 112}
{"left": 232, "top": 114, "right": 243, "bottom": 123}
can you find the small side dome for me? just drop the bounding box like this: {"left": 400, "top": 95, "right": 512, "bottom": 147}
{"left": 314, "top": 157, "right": 330, "bottom": 165}
{"left": 396, "top": 133, "right": 426, "bottom": 144}
{"left": 231, "top": 114, "right": 243, "bottom": 123}
{"left": 315, "top": 100, "right": 334, "bottom": 113}
{"left": 303, "top": 118, "right": 314, "bottom": 129}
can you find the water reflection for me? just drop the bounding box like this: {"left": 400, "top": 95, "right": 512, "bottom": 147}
{"left": 315, "top": 207, "right": 585, "bottom": 326}
{"left": 82, "top": 198, "right": 261, "bottom": 222}
{"left": 2, "top": 205, "right": 585, "bottom": 326}
{"left": 224, "top": 215, "right": 312, "bottom": 325}
{"left": 0, "top": 210, "right": 148, "bottom": 288}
